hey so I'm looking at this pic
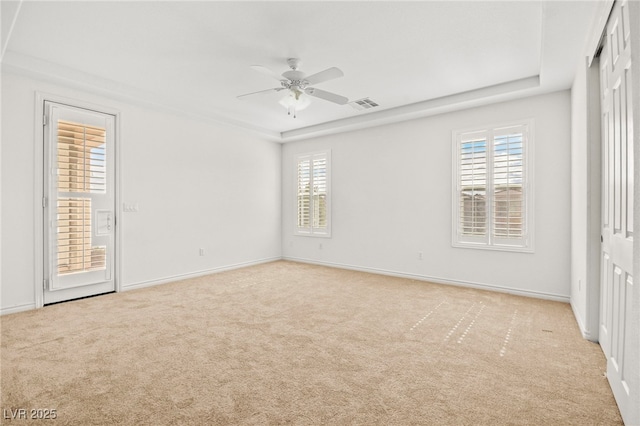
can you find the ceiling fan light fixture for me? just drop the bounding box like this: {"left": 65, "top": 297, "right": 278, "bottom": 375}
{"left": 279, "top": 89, "right": 311, "bottom": 118}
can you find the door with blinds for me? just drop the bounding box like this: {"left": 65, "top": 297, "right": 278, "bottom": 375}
{"left": 43, "top": 102, "right": 116, "bottom": 304}
{"left": 598, "top": 0, "right": 635, "bottom": 423}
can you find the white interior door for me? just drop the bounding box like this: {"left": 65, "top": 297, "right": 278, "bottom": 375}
{"left": 43, "top": 102, "right": 116, "bottom": 304}
{"left": 599, "top": 0, "right": 635, "bottom": 422}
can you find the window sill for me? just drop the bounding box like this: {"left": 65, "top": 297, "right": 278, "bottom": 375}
{"left": 294, "top": 232, "right": 332, "bottom": 238}
{"left": 452, "top": 241, "right": 534, "bottom": 253}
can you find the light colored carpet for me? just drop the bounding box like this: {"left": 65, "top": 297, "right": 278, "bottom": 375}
{"left": 1, "top": 260, "right": 622, "bottom": 425}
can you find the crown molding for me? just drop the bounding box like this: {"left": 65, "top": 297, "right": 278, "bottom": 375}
{"left": 1, "top": 51, "right": 282, "bottom": 142}
{"left": 280, "top": 75, "right": 541, "bottom": 142}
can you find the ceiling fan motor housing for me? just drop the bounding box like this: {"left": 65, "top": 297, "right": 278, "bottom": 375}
{"left": 282, "top": 58, "right": 309, "bottom": 89}
{"left": 287, "top": 57, "right": 301, "bottom": 70}
{"left": 282, "top": 69, "right": 306, "bottom": 82}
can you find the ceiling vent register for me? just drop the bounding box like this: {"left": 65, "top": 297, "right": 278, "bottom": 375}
{"left": 350, "top": 98, "right": 379, "bottom": 111}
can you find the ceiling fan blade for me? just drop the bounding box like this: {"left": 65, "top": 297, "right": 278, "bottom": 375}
{"left": 305, "top": 87, "right": 349, "bottom": 105}
{"left": 237, "top": 87, "right": 284, "bottom": 99}
{"left": 250, "top": 65, "right": 283, "bottom": 81}
{"left": 304, "top": 67, "right": 344, "bottom": 85}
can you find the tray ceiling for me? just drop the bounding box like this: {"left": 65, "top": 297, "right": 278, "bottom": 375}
{"left": 1, "top": 1, "right": 600, "bottom": 142}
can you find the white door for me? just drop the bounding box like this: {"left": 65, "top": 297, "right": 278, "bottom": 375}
{"left": 599, "top": 0, "right": 635, "bottom": 422}
{"left": 43, "top": 102, "right": 116, "bottom": 304}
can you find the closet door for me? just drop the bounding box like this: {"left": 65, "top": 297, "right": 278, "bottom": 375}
{"left": 599, "top": 1, "right": 635, "bottom": 423}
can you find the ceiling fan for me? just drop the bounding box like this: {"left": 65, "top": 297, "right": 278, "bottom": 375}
{"left": 237, "top": 58, "right": 349, "bottom": 118}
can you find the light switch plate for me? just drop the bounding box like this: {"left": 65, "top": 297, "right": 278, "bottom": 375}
{"left": 123, "top": 203, "right": 139, "bottom": 212}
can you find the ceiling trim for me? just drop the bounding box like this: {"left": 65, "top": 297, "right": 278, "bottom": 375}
{"left": 280, "top": 75, "right": 541, "bottom": 142}
{"left": 1, "top": 51, "right": 283, "bottom": 141}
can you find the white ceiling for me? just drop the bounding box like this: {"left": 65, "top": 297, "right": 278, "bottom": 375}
{"left": 1, "top": 1, "right": 599, "bottom": 142}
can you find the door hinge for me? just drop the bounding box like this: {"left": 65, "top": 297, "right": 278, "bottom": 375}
{"left": 44, "top": 279, "right": 49, "bottom": 290}
{"left": 42, "top": 197, "right": 47, "bottom": 208}
{"left": 43, "top": 115, "right": 48, "bottom": 126}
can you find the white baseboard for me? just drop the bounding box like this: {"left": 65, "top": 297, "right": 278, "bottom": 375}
{"left": 1, "top": 257, "right": 282, "bottom": 315}
{"left": 121, "top": 257, "right": 282, "bottom": 292}
{"left": 283, "top": 256, "right": 571, "bottom": 303}
{"left": 1, "top": 302, "right": 37, "bottom": 316}
{"left": 2, "top": 255, "right": 570, "bottom": 315}
{"left": 570, "top": 300, "right": 597, "bottom": 342}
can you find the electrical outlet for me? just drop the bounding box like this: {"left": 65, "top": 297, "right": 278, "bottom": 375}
{"left": 319, "top": 243, "right": 323, "bottom": 250}
{"left": 418, "top": 252, "right": 423, "bottom": 260}
{"left": 199, "top": 248, "right": 205, "bottom": 256}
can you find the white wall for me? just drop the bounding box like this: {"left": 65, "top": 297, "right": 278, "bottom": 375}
{"left": 1, "top": 70, "right": 282, "bottom": 314}
{"left": 282, "top": 91, "right": 572, "bottom": 300}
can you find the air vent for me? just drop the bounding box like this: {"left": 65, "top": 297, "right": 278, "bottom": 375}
{"left": 349, "top": 98, "right": 379, "bottom": 111}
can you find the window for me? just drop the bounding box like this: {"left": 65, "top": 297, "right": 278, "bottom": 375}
{"left": 295, "top": 150, "right": 331, "bottom": 236}
{"left": 452, "top": 121, "right": 533, "bottom": 251}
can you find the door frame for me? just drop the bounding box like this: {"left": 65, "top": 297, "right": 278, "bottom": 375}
{"left": 34, "top": 91, "right": 122, "bottom": 308}
{"left": 629, "top": 1, "right": 640, "bottom": 422}
{"left": 584, "top": 55, "right": 603, "bottom": 342}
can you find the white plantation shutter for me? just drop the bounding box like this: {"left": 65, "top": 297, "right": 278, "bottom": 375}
{"left": 492, "top": 127, "right": 525, "bottom": 244}
{"left": 296, "top": 150, "right": 330, "bottom": 236}
{"left": 57, "top": 198, "right": 106, "bottom": 274}
{"left": 56, "top": 119, "right": 107, "bottom": 274}
{"left": 297, "top": 156, "right": 311, "bottom": 229}
{"left": 459, "top": 131, "right": 488, "bottom": 243}
{"left": 312, "top": 155, "right": 328, "bottom": 229}
{"left": 57, "top": 120, "right": 107, "bottom": 194}
{"left": 453, "top": 121, "right": 532, "bottom": 251}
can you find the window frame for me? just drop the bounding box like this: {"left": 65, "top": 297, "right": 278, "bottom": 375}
{"left": 294, "top": 149, "right": 331, "bottom": 237}
{"left": 452, "top": 119, "right": 534, "bottom": 253}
